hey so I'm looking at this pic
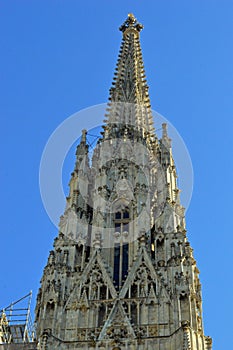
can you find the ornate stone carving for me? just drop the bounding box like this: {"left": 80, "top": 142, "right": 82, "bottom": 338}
{"left": 35, "top": 13, "right": 212, "bottom": 350}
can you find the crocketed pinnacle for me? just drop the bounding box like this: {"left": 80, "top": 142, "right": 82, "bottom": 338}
{"left": 103, "top": 14, "right": 155, "bottom": 140}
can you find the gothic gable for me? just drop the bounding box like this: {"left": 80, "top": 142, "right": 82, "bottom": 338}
{"left": 98, "top": 300, "right": 135, "bottom": 342}
{"left": 65, "top": 250, "right": 117, "bottom": 310}
{"left": 120, "top": 246, "right": 170, "bottom": 303}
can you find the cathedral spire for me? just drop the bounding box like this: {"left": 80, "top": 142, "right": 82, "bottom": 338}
{"left": 35, "top": 15, "right": 212, "bottom": 350}
{"left": 104, "top": 14, "right": 155, "bottom": 138}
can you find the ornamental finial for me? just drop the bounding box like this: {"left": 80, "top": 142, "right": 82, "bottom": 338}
{"left": 81, "top": 129, "right": 87, "bottom": 143}
{"left": 119, "top": 13, "right": 143, "bottom": 33}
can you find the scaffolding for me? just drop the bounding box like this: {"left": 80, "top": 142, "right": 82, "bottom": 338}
{"left": 0, "top": 292, "right": 35, "bottom": 344}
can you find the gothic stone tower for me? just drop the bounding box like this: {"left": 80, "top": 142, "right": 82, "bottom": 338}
{"left": 35, "top": 14, "right": 212, "bottom": 350}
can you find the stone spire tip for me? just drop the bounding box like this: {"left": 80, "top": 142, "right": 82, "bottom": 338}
{"left": 119, "top": 13, "right": 143, "bottom": 33}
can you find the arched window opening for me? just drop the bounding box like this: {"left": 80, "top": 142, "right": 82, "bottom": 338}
{"left": 100, "top": 285, "right": 107, "bottom": 300}
{"left": 131, "top": 302, "right": 137, "bottom": 324}
{"left": 114, "top": 243, "right": 120, "bottom": 287}
{"left": 115, "top": 212, "right": 121, "bottom": 220}
{"left": 113, "top": 209, "right": 130, "bottom": 288}
{"left": 122, "top": 243, "right": 129, "bottom": 281}
{"left": 157, "top": 238, "right": 164, "bottom": 249}
{"left": 46, "top": 301, "right": 55, "bottom": 321}
{"left": 98, "top": 304, "right": 106, "bottom": 327}
{"left": 131, "top": 284, "right": 137, "bottom": 298}
{"left": 115, "top": 222, "right": 121, "bottom": 233}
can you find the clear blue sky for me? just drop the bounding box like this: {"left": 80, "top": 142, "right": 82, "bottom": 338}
{"left": 1, "top": 1, "right": 233, "bottom": 349}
